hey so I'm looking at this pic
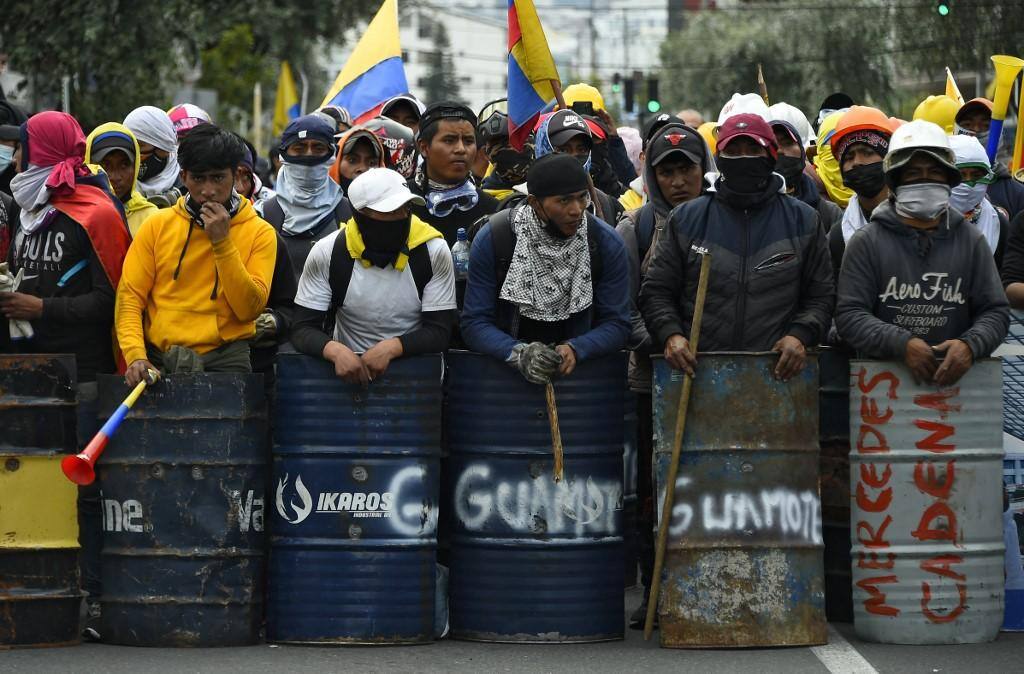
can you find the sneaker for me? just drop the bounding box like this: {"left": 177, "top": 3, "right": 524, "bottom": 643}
{"left": 629, "top": 596, "right": 658, "bottom": 630}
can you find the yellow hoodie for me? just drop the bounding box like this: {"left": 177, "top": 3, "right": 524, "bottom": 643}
{"left": 115, "top": 196, "right": 277, "bottom": 364}
{"left": 85, "top": 122, "right": 159, "bottom": 236}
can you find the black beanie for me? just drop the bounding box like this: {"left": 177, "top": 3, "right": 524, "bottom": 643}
{"left": 527, "top": 153, "right": 589, "bottom": 198}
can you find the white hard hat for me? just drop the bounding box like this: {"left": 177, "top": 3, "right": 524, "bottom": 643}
{"left": 717, "top": 93, "right": 770, "bottom": 127}
{"left": 768, "top": 102, "right": 813, "bottom": 148}
{"left": 883, "top": 119, "right": 960, "bottom": 186}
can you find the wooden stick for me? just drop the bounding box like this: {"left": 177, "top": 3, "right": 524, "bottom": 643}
{"left": 545, "top": 382, "right": 565, "bottom": 483}
{"left": 757, "top": 63, "right": 770, "bottom": 106}
{"left": 550, "top": 78, "right": 567, "bottom": 111}
{"left": 644, "top": 252, "right": 712, "bottom": 641}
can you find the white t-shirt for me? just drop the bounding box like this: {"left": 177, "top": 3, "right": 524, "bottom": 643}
{"left": 294, "top": 230, "right": 457, "bottom": 353}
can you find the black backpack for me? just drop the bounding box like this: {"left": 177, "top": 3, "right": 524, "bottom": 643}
{"left": 325, "top": 227, "right": 434, "bottom": 319}
{"left": 635, "top": 203, "right": 657, "bottom": 264}
{"left": 261, "top": 195, "right": 352, "bottom": 239}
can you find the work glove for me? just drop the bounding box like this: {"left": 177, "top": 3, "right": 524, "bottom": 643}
{"left": 509, "top": 341, "right": 563, "bottom": 385}
{"left": 253, "top": 311, "right": 278, "bottom": 347}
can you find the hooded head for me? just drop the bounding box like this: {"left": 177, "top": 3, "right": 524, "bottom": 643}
{"left": 123, "top": 105, "right": 181, "bottom": 197}
{"left": 19, "top": 111, "right": 90, "bottom": 195}
{"left": 767, "top": 102, "right": 813, "bottom": 148}
{"left": 812, "top": 109, "right": 855, "bottom": 207}
{"left": 86, "top": 122, "right": 142, "bottom": 203}
{"left": 769, "top": 120, "right": 807, "bottom": 192}
{"left": 168, "top": 103, "right": 212, "bottom": 139}
{"left": 643, "top": 123, "right": 714, "bottom": 215}
{"left": 329, "top": 126, "right": 386, "bottom": 191}
{"left": 949, "top": 134, "right": 994, "bottom": 217}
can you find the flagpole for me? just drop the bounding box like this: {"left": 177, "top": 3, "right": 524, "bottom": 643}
{"left": 550, "top": 79, "right": 566, "bottom": 110}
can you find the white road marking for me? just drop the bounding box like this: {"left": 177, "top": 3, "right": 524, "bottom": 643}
{"left": 810, "top": 624, "right": 879, "bottom": 674}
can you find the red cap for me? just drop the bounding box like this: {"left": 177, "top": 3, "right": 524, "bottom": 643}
{"left": 716, "top": 113, "right": 777, "bottom": 158}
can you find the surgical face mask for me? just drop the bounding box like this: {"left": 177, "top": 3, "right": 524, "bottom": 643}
{"left": 841, "top": 162, "right": 886, "bottom": 199}
{"left": 138, "top": 152, "right": 169, "bottom": 182}
{"left": 950, "top": 181, "right": 988, "bottom": 216}
{"left": 280, "top": 161, "right": 331, "bottom": 197}
{"left": 0, "top": 144, "right": 14, "bottom": 174}
{"left": 894, "top": 182, "right": 951, "bottom": 221}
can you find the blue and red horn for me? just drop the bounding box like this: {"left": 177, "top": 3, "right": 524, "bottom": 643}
{"left": 61, "top": 370, "right": 159, "bottom": 486}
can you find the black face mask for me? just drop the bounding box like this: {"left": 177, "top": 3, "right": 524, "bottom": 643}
{"left": 353, "top": 210, "right": 411, "bottom": 268}
{"left": 775, "top": 155, "right": 805, "bottom": 190}
{"left": 492, "top": 146, "right": 533, "bottom": 184}
{"left": 139, "top": 153, "right": 169, "bottom": 182}
{"left": 841, "top": 161, "right": 887, "bottom": 199}
{"left": 717, "top": 156, "right": 775, "bottom": 194}
{"left": 184, "top": 194, "right": 240, "bottom": 227}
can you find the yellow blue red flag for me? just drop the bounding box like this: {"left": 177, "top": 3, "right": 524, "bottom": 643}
{"left": 321, "top": 0, "right": 410, "bottom": 123}
{"left": 273, "top": 61, "right": 300, "bottom": 138}
{"left": 507, "top": 0, "right": 560, "bottom": 150}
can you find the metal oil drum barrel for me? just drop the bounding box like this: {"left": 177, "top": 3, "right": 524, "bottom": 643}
{"left": 268, "top": 353, "right": 442, "bottom": 644}
{"left": 97, "top": 373, "right": 267, "bottom": 647}
{"left": 818, "top": 348, "right": 854, "bottom": 622}
{"left": 0, "top": 354, "right": 81, "bottom": 648}
{"left": 446, "top": 350, "right": 626, "bottom": 643}
{"left": 652, "top": 353, "right": 826, "bottom": 648}
{"left": 623, "top": 390, "right": 639, "bottom": 587}
{"left": 850, "top": 359, "right": 1004, "bottom": 644}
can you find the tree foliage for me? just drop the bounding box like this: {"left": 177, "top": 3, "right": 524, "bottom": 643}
{"left": 0, "top": 0, "right": 378, "bottom": 130}
{"left": 659, "top": 0, "right": 1024, "bottom": 121}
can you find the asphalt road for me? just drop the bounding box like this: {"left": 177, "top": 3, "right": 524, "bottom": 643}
{"left": 4, "top": 588, "right": 1022, "bottom": 674}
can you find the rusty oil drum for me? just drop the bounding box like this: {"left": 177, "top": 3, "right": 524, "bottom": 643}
{"left": 818, "top": 348, "right": 854, "bottom": 622}
{"left": 850, "top": 359, "right": 1004, "bottom": 644}
{"left": 653, "top": 353, "right": 826, "bottom": 648}
{"left": 0, "top": 355, "right": 81, "bottom": 648}
{"left": 268, "top": 353, "right": 441, "bottom": 644}
{"left": 446, "top": 351, "right": 626, "bottom": 643}
{"left": 96, "top": 374, "right": 267, "bottom": 647}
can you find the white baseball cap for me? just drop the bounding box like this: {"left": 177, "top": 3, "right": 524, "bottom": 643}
{"left": 348, "top": 167, "right": 425, "bottom": 212}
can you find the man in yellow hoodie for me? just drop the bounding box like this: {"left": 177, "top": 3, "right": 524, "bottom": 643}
{"left": 85, "top": 122, "right": 158, "bottom": 236}
{"left": 291, "top": 167, "right": 456, "bottom": 384}
{"left": 116, "top": 124, "right": 277, "bottom": 387}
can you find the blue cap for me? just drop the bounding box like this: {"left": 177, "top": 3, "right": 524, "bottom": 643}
{"left": 279, "top": 114, "right": 337, "bottom": 153}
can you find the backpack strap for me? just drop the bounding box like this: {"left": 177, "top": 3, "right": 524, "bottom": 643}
{"left": 489, "top": 209, "right": 515, "bottom": 291}
{"left": 327, "top": 228, "right": 355, "bottom": 328}
{"left": 260, "top": 196, "right": 285, "bottom": 232}
{"left": 263, "top": 196, "right": 350, "bottom": 238}
{"left": 636, "top": 203, "right": 656, "bottom": 263}
{"left": 585, "top": 213, "right": 603, "bottom": 293}
{"left": 407, "top": 243, "right": 433, "bottom": 299}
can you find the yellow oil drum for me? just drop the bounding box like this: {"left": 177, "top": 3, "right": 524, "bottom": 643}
{"left": 0, "top": 354, "right": 81, "bottom": 648}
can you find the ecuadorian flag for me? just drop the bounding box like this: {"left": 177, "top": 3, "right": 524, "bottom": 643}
{"left": 321, "top": 0, "right": 409, "bottom": 123}
{"left": 273, "top": 61, "right": 301, "bottom": 138}
{"left": 507, "top": 0, "right": 560, "bottom": 150}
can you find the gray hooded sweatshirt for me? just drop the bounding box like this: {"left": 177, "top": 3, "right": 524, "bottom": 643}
{"left": 835, "top": 199, "right": 1009, "bottom": 359}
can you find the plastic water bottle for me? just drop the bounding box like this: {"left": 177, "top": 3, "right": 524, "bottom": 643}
{"left": 452, "top": 228, "right": 470, "bottom": 281}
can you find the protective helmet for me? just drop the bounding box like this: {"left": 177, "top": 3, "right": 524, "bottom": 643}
{"left": 362, "top": 116, "right": 418, "bottom": 179}
{"left": 717, "top": 93, "right": 770, "bottom": 126}
{"left": 767, "top": 102, "right": 813, "bottom": 148}
{"left": 562, "top": 83, "right": 606, "bottom": 112}
{"left": 829, "top": 106, "right": 893, "bottom": 163}
{"left": 883, "top": 119, "right": 961, "bottom": 187}
{"left": 697, "top": 121, "right": 717, "bottom": 155}
{"left": 912, "top": 95, "right": 959, "bottom": 135}
{"left": 167, "top": 103, "right": 211, "bottom": 138}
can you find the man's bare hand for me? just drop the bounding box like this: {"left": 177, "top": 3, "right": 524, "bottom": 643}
{"left": 664, "top": 334, "right": 697, "bottom": 375}
{"left": 362, "top": 338, "right": 403, "bottom": 381}
{"left": 324, "top": 341, "right": 369, "bottom": 385}
{"left": 932, "top": 339, "right": 974, "bottom": 387}
{"left": 772, "top": 335, "right": 806, "bottom": 382}
{"left": 904, "top": 337, "right": 938, "bottom": 385}
{"left": 201, "top": 201, "right": 231, "bottom": 242}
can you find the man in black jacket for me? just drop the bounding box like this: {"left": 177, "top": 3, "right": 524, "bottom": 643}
{"left": 640, "top": 113, "right": 835, "bottom": 381}
{"left": 1004, "top": 211, "right": 1024, "bottom": 310}
{"left": 836, "top": 120, "right": 1009, "bottom": 386}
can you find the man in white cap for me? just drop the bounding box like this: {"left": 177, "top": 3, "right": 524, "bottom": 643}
{"left": 290, "top": 167, "right": 456, "bottom": 383}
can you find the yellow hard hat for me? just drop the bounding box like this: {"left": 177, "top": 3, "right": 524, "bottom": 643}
{"left": 697, "top": 122, "right": 717, "bottom": 154}
{"left": 562, "top": 83, "right": 606, "bottom": 112}
{"left": 912, "top": 95, "right": 959, "bottom": 134}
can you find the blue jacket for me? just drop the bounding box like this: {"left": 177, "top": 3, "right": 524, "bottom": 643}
{"left": 461, "top": 213, "right": 631, "bottom": 362}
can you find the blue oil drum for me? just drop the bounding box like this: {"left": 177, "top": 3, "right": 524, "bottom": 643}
{"left": 97, "top": 374, "right": 267, "bottom": 647}
{"left": 818, "top": 348, "right": 854, "bottom": 622}
{"left": 653, "top": 353, "right": 827, "bottom": 648}
{"left": 446, "top": 351, "right": 626, "bottom": 643}
{"left": 268, "top": 353, "right": 442, "bottom": 644}
{"left": 0, "top": 354, "right": 81, "bottom": 648}
{"left": 623, "top": 391, "right": 639, "bottom": 587}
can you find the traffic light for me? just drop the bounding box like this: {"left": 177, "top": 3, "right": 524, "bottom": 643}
{"left": 624, "top": 77, "right": 636, "bottom": 113}
{"left": 936, "top": 1, "right": 951, "bottom": 16}
{"left": 647, "top": 77, "right": 661, "bottom": 113}
{"left": 611, "top": 73, "right": 622, "bottom": 94}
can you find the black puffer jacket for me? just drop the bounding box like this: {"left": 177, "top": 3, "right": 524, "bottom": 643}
{"left": 988, "top": 163, "right": 1024, "bottom": 221}
{"left": 640, "top": 175, "right": 835, "bottom": 352}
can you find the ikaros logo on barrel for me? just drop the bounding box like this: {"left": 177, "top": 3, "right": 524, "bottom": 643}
{"left": 276, "top": 473, "right": 313, "bottom": 524}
